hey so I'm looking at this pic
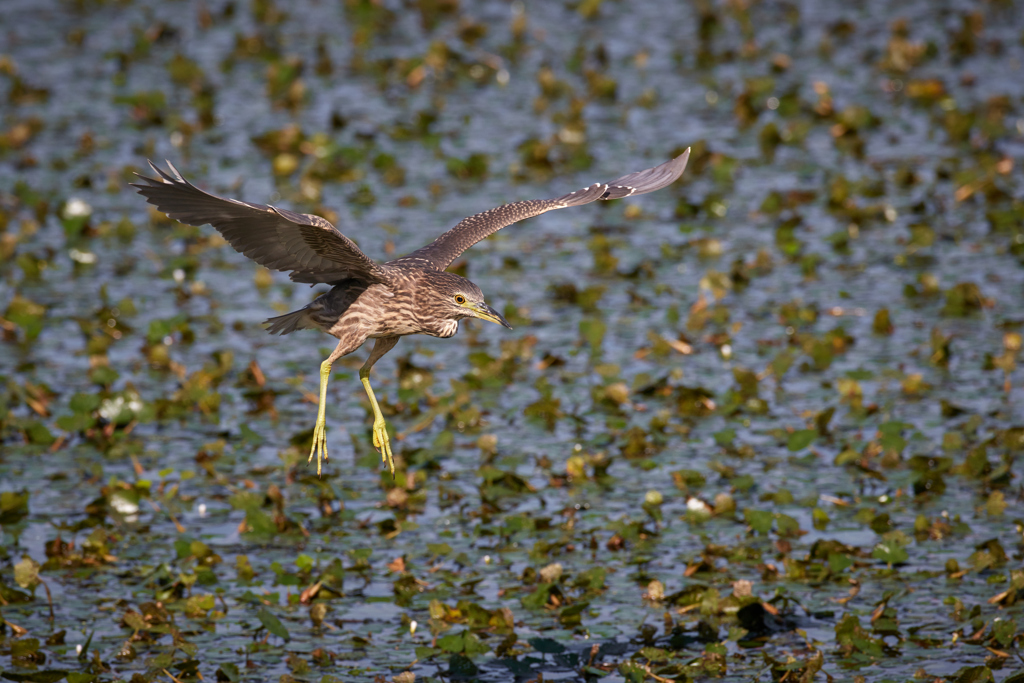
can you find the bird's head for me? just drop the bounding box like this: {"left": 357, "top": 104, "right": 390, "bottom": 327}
{"left": 425, "top": 272, "right": 512, "bottom": 331}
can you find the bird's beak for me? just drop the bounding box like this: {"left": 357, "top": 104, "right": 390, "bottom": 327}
{"left": 469, "top": 302, "right": 513, "bottom": 329}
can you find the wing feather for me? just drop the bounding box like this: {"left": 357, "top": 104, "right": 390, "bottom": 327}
{"left": 132, "top": 161, "right": 391, "bottom": 285}
{"left": 395, "top": 149, "right": 690, "bottom": 271}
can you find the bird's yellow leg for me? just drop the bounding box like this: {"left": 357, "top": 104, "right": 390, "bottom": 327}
{"left": 308, "top": 359, "right": 332, "bottom": 477}
{"left": 360, "top": 371, "right": 394, "bottom": 476}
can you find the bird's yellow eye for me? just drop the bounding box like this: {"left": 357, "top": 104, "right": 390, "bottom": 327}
{"left": 454, "top": 294, "right": 467, "bottom": 305}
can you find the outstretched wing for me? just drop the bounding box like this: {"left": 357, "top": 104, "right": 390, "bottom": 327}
{"left": 396, "top": 149, "right": 690, "bottom": 271}
{"left": 132, "top": 161, "right": 392, "bottom": 285}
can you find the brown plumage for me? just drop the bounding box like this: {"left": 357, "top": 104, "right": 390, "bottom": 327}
{"left": 132, "top": 149, "right": 690, "bottom": 476}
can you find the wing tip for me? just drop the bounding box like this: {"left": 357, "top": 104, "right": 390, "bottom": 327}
{"left": 669, "top": 146, "right": 690, "bottom": 179}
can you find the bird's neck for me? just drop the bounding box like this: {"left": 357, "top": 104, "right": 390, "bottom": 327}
{"left": 423, "top": 318, "right": 459, "bottom": 339}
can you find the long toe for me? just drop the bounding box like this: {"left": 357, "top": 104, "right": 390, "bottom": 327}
{"left": 372, "top": 421, "right": 394, "bottom": 476}
{"left": 382, "top": 434, "right": 394, "bottom": 476}
{"left": 309, "top": 419, "right": 328, "bottom": 477}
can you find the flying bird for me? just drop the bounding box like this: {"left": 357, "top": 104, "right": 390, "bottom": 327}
{"left": 133, "top": 150, "right": 690, "bottom": 477}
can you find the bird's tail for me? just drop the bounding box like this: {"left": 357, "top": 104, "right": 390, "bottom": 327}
{"left": 263, "top": 307, "right": 313, "bottom": 335}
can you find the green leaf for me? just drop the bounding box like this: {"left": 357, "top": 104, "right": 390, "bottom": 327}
{"left": 617, "top": 661, "right": 647, "bottom": 683}
{"left": 56, "top": 413, "right": 94, "bottom": 432}
{"left": 559, "top": 600, "right": 590, "bottom": 625}
{"left": 14, "top": 555, "right": 41, "bottom": 589}
{"left": 834, "top": 449, "right": 859, "bottom": 466}
{"left": 878, "top": 421, "right": 909, "bottom": 441}
{"left": 437, "top": 631, "right": 489, "bottom": 657}
{"left": 575, "top": 567, "right": 606, "bottom": 591}
{"left": 76, "top": 632, "right": 93, "bottom": 661}
{"left": 11, "top": 639, "right": 40, "bottom": 658}
{"left": 992, "top": 618, "right": 1016, "bottom": 648}
{"left": 730, "top": 474, "right": 755, "bottom": 492}
{"left": 448, "top": 653, "right": 479, "bottom": 677}
{"left": 461, "top": 631, "right": 490, "bottom": 656}
{"left": 0, "top": 490, "right": 30, "bottom": 517}
{"left": 521, "top": 583, "right": 553, "bottom": 610}
{"left": 771, "top": 347, "right": 797, "bottom": 379}
{"left": 239, "top": 423, "right": 263, "bottom": 444}
{"left": 775, "top": 513, "right": 802, "bottom": 537}
{"left": 24, "top": 421, "right": 56, "bottom": 445}
{"left": 415, "top": 646, "right": 438, "bottom": 661}
{"left": 69, "top": 393, "right": 101, "bottom": 414}
{"left": 227, "top": 491, "right": 262, "bottom": 511}
{"left": 828, "top": 552, "right": 854, "bottom": 573}
{"left": 427, "top": 542, "right": 452, "bottom": 556}
{"left": 173, "top": 537, "right": 192, "bottom": 559}
{"left": 123, "top": 611, "right": 147, "bottom": 631}
{"left": 949, "top": 666, "right": 995, "bottom": 683}
{"left": 1, "top": 671, "right": 70, "bottom": 683}
{"left": 436, "top": 632, "right": 465, "bottom": 653}
{"left": 88, "top": 365, "right": 119, "bottom": 387}
{"left": 579, "top": 317, "right": 606, "bottom": 350}
{"left": 66, "top": 674, "right": 96, "bottom": 683}
{"left": 787, "top": 429, "right": 816, "bottom": 451}
{"left": 713, "top": 428, "right": 735, "bottom": 447}
{"left": 256, "top": 607, "right": 290, "bottom": 641}
{"left": 744, "top": 508, "right": 774, "bottom": 534}
{"left": 5, "top": 295, "right": 46, "bottom": 342}
{"left": 812, "top": 507, "right": 830, "bottom": 530}
{"left": 214, "top": 663, "right": 240, "bottom": 683}
{"left": 528, "top": 637, "right": 565, "bottom": 654}
{"left": 872, "top": 542, "right": 909, "bottom": 565}
{"left": 245, "top": 508, "right": 277, "bottom": 536}
{"left": 639, "top": 646, "right": 670, "bottom": 662}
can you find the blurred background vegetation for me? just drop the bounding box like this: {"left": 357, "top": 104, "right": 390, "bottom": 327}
{"left": 1, "top": 0, "right": 1023, "bottom": 681}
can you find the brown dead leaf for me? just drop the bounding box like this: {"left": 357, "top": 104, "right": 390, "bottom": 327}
{"left": 300, "top": 581, "right": 322, "bottom": 604}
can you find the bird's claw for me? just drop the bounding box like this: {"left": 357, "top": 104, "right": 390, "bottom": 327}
{"left": 308, "top": 414, "right": 329, "bottom": 477}
{"left": 372, "top": 417, "right": 395, "bottom": 477}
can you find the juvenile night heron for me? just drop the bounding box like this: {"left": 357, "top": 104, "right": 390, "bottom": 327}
{"left": 133, "top": 149, "right": 690, "bottom": 476}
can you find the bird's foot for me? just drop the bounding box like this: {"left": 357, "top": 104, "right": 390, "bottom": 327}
{"left": 372, "top": 417, "right": 394, "bottom": 477}
{"left": 308, "top": 414, "right": 329, "bottom": 477}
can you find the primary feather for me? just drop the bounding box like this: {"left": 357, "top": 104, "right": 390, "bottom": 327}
{"left": 132, "top": 161, "right": 392, "bottom": 285}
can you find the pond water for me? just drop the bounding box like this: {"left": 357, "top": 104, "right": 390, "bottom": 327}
{"left": 1, "top": 0, "right": 1023, "bottom": 681}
